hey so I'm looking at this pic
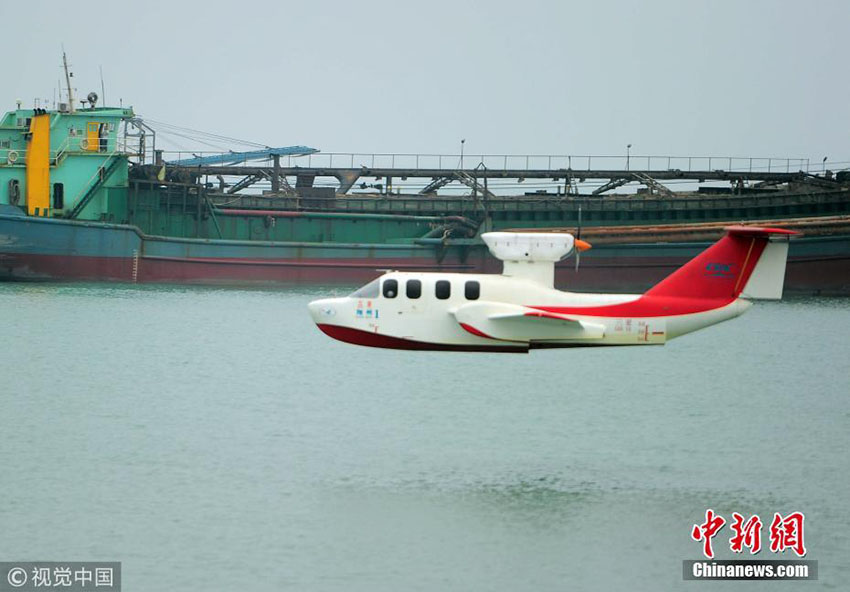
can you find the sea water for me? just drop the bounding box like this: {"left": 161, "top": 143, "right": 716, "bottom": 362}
{"left": 1, "top": 283, "right": 848, "bottom": 590}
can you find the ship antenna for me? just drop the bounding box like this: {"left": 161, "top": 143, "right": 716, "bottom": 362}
{"left": 62, "top": 48, "right": 75, "bottom": 113}
{"left": 100, "top": 65, "right": 106, "bottom": 107}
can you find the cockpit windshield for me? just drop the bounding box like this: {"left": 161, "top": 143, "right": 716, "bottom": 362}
{"left": 350, "top": 278, "right": 380, "bottom": 298}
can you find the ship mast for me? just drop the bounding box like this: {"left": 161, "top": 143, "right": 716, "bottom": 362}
{"left": 62, "top": 50, "right": 75, "bottom": 113}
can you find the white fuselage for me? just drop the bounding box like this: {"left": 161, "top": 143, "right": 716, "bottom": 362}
{"left": 308, "top": 271, "right": 752, "bottom": 352}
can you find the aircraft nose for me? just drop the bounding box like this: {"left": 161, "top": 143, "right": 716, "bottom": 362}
{"left": 308, "top": 298, "right": 340, "bottom": 323}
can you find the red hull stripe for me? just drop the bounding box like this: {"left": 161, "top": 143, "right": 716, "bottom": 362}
{"left": 142, "top": 254, "right": 473, "bottom": 270}
{"left": 316, "top": 324, "right": 528, "bottom": 353}
{"left": 0, "top": 253, "right": 469, "bottom": 283}
{"left": 458, "top": 322, "right": 496, "bottom": 339}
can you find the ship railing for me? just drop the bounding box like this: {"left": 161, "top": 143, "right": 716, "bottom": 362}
{"left": 52, "top": 137, "right": 138, "bottom": 164}
{"left": 157, "top": 151, "right": 820, "bottom": 174}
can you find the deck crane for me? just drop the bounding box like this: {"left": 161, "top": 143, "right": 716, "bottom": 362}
{"left": 166, "top": 146, "right": 319, "bottom": 167}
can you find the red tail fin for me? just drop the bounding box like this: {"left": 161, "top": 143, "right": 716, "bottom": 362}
{"left": 645, "top": 226, "right": 799, "bottom": 300}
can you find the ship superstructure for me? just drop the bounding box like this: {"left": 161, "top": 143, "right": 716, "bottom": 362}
{"left": 0, "top": 69, "right": 848, "bottom": 292}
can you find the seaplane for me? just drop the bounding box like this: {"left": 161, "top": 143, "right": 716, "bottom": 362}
{"left": 307, "top": 226, "right": 799, "bottom": 353}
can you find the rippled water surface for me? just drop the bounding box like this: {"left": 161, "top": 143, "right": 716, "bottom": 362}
{"left": 1, "top": 283, "right": 848, "bottom": 590}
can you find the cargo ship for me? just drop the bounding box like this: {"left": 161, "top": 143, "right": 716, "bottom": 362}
{"left": 1, "top": 75, "right": 849, "bottom": 294}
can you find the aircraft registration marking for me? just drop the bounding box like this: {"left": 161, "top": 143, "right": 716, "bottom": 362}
{"left": 356, "top": 300, "right": 379, "bottom": 319}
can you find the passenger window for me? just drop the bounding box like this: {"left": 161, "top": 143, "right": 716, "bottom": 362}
{"left": 435, "top": 280, "right": 451, "bottom": 300}
{"left": 406, "top": 279, "right": 421, "bottom": 299}
{"left": 465, "top": 280, "right": 480, "bottom": 300}
{"left": 382, "top": 278, "right": 398, "bottom": 298}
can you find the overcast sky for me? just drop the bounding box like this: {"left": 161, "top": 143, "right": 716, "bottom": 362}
{"left": 5, "top": 0, "right": 848, "bottom": 167}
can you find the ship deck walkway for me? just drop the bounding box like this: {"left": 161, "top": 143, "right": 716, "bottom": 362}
{"left": 147, "top": 151, "right": 848, "bottom": 197}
